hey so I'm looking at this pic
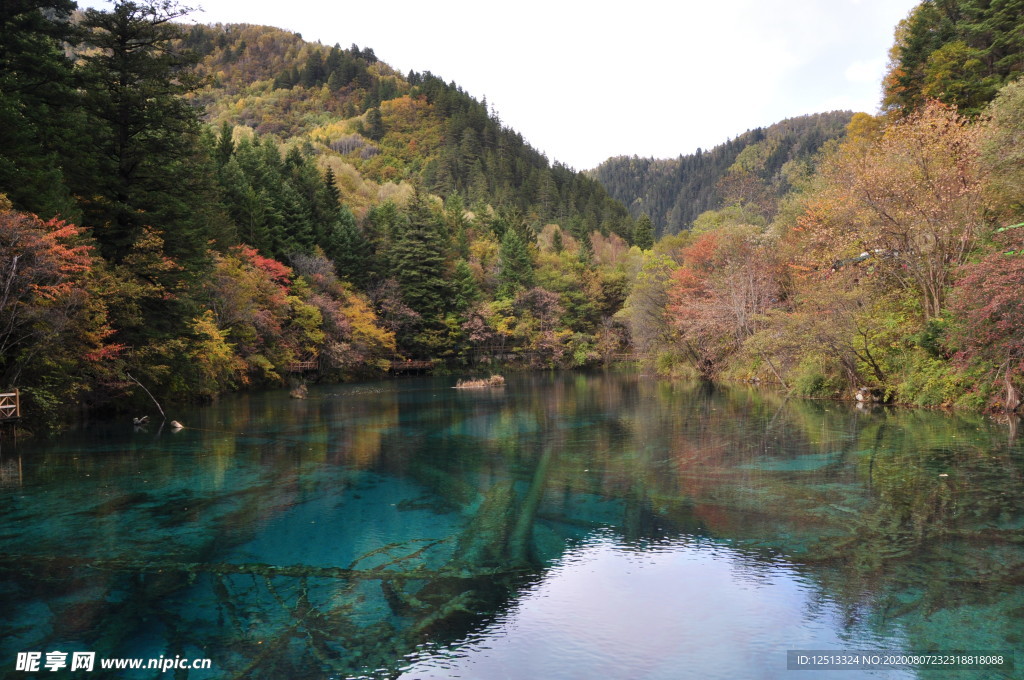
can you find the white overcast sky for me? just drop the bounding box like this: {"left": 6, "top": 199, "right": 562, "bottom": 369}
{"left": 86, "top": 0, "right": 922, "bottom": 170}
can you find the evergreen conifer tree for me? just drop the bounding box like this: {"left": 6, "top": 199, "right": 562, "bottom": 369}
{"left": 365, "top": 107, "right": 384, "bottom": 141}
{"left": 0, "top": 0, "right": 81, "bottom": 218}
{"left": 216, "top": 120, "right": 235, "bottom": 166}
{"left": 325, "top": 208, "right": 372, "bottom": 287}
{"left": 451, "top": 259, "right": 480, "bottom": 312}
{"left": 76, "top": 0, "right": 206, "bottom": 260}
{"left": 391, "top": 195, "right": 449, "bottom": 320}
{"left": 577, "top": 231, "right": 594, "bottom": 265}
{"left": 324, "top": 168, "right": 341, "bottom": 205}
{"left": 552, "top": 227, "right": 564, "bottom": 254}
{"left": 497, "top": 227, "right": 534, "bottom": 298}
{"left": 633, "top": 214, "right": 655, "bottom": 250}
{"left": 274, "top": 180, "right": 314, "bottom": 256}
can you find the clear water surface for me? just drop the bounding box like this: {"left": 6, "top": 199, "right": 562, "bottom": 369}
{"left": 1, "top": 372, "right": 1022, "bottom": 679}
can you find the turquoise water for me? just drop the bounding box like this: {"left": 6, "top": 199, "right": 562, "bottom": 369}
{"left": 1, "top": 372, "right": 1022, "bottom": 679}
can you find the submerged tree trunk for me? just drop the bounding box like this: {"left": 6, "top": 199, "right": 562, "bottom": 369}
{"left": 509, "top": 445, "right": 554, "bottom": 564}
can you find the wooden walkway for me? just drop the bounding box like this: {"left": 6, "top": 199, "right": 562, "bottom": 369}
{"left": 286, "top": 358, "right": 435, "bottom": 374}
{"left": 390, "top": 359, "right": 434, "bottom": 373}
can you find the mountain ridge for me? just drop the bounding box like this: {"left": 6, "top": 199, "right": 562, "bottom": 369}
{"left": 590, "top": 110, "right": 853, "bottom": 235}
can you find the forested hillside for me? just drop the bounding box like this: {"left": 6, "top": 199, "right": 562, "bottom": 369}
{"left": 591, "top": 112, "right": 852, "bottom": 235}
{"left": 0, "top": 2, "right": 637, "bottom": 431}
{"left": 181, "top": 23, "right": 630, "bottom": 233}
{"left": 3, "top": 0, "right": 1024, "bottom": 432}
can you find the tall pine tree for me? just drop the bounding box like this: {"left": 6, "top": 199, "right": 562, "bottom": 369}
{"left": 633, "top": 214, "right": 654, "bottom": 250}
{"left": 0, "top": 0, "right": 81, "bottom": 218}
{"left": 76, "top": 0, "right": 208, "bottom": 261}
{"left": 324, "top": 207, "right": 373, "bottom": 287}
{"left": 497, "top": 227, "right": 534, "bottom": 298}
{"left": 390, "top": 194, "right": 449, "bottom": 322}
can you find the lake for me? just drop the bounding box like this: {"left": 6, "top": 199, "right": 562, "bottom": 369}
{"left": 1, "top": 371, "right": 1021, "bottom": 679}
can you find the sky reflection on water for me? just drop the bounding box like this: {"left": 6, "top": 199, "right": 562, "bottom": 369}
{"left": 398, "top": 531, "right": 914, "bottom": 680}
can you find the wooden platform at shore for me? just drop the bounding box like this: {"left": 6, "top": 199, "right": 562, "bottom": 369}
{"left": 0, "top": 390, "right": 21, "bottom": 429}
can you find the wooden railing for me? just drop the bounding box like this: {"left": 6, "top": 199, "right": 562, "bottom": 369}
{"left": 610, "top": 353, "right": 644, "bottom": 361}
{"left": 0, "top": 390, "right": 20, "bottom": 420}
{"left": 390, "top": 359, "right": 434, "bottom": 372}
{"left": 286, "top": 360, "right": 318, "bottom": 373}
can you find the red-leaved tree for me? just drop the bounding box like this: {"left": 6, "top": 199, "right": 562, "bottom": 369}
{"left": 0, "top": 206, "right": 119, "bottom": 419}
{"left": 949, "top": 227, "right": 1024, "bottom": 411}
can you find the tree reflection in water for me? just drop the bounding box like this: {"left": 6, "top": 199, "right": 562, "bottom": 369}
{"left": 0, "top": 372, "right": 1021, "bottom": 678}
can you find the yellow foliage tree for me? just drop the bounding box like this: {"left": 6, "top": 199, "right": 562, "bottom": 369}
{"left": 797, "top": 100, "right": 990, "bottom": 319}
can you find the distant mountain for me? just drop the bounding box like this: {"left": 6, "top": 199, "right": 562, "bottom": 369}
{"left": 590, "top": 111, "right": 853, "bottom": 236}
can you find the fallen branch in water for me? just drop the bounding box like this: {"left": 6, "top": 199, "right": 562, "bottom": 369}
{"left": 125, "top": 371, "right": 166, "bottom": 421}
{"left": 0, "top": 552, "right": 530, "bottom": 581}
